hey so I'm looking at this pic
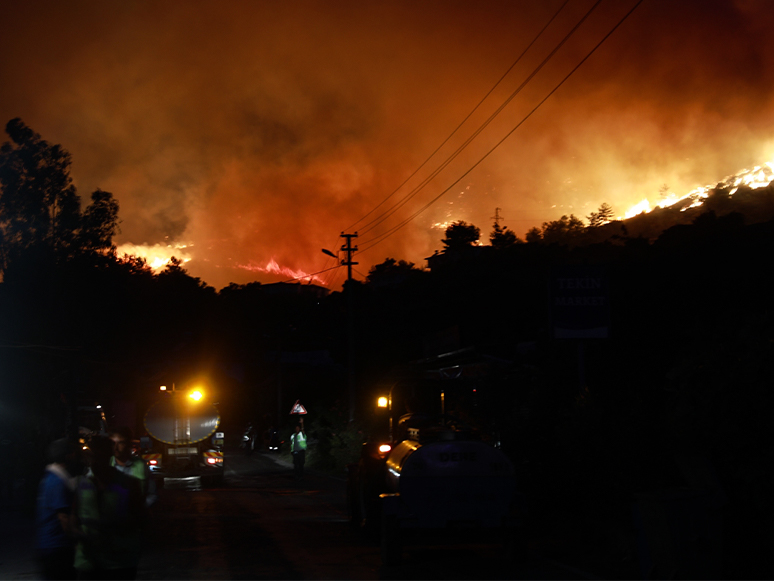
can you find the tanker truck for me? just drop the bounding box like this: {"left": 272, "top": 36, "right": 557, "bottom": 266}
{"left": 347, "top": 375, "right": 525, "bottom": 565}
{"left": 141, "top": 387, "right": 224, "bottom": 487}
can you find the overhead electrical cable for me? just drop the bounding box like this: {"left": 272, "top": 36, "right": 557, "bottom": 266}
{"left": 315, "top": 0, "right": 571, "bottom": 286}
{"left": 357, "top": 0, "right": 602, "bottom": 239}
{"left": 359, "top": 0, "right": 645, "bottom": 254}
{"left": 346, "top": 0, "right": 571, "bottom": 235}
{"left": 280, "top": 263, "right": 342, "bottom": 284}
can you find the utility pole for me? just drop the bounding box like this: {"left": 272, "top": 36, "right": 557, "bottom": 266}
{"left": 340, "top": 232, "right": 358, "bottom": 422}
{"left": 340, "top": 233, "right": 358, "bottom": 282}
{"left": 491, "top": 207, "right": 504, "bottom": 227}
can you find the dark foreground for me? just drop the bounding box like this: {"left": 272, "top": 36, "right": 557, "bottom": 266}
{"left": 3, "top": 449, "right": 621, "bottom": 580}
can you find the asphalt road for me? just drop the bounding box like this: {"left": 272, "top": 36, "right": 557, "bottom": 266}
{"left": 137, "top": 450, "right": 598, "bottom": 580}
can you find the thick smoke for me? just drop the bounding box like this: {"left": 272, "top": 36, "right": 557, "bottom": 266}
{"left": 1, "top": 0, "right": 773, "bottom": 289}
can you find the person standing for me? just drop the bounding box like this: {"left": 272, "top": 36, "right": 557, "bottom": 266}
{"left": 110, "top": 427, "right": 156, "bottom": 508}
{"left": 72, "top": 435, "right": 144, "bottom": 580}
{"left": 36, "top": 438, "right": 79, "bottom": 580}
{"left": 290, "top": 418, "right": 307, "bottom": 480}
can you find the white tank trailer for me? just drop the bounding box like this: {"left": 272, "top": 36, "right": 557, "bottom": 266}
{"left": 142, "top": 395, "right": 224, "bottom": 486}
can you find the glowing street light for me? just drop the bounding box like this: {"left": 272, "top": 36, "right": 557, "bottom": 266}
{"left": 377, "top": 396, "right": 389, "bottom": 408}
{"left": 189, "top": 389, "right": 203, "bottom": 402}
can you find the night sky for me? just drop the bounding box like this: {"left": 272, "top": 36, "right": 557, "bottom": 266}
{"left": 2, "top": 0, "right": 773, "bottom": 289}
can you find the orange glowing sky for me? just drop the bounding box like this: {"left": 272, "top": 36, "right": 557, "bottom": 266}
{"left": 2, "top": 0, "right": 774, "bottom": 290}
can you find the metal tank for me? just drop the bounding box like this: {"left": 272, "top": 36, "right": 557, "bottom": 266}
{"left": 142, "top": 394, "right": 224, "bottom": 485}
{"left": 144, "top": 397, "right": 220, "bottom": 445}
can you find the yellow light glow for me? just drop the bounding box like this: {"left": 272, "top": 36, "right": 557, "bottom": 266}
{"left": 189, "top": 390, "right": 203, "bottom": 401}
{"left": 159, "top": 385, "right": 167, "bottom": 391}
{"left": 377, "top": 396, "right": 388, "bottom": 408}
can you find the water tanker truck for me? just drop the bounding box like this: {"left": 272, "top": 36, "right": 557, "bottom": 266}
{"left": 141, "top": 388, "right": 224, "bottom": 486}
{"left": 347, "top": 374, "right": 525, "bottom": 565}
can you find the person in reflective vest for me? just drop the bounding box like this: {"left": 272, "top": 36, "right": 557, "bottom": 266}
{"left": 290, "top": 418, "right": 307, "bottom": 480}
{"left": 110, "top": 427, "right": 157, "bottom": 508}
{"left": 73, "top": 435, "right": 144, "bottom": 580}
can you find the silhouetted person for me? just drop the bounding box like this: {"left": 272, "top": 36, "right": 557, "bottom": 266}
{"left": 72, "top": 436, "right": 144, "bottom": 580}
{"left": 36, "top": 437, "right": 79, "bottom": 580}
{"left": 290, "top": 418, "right": 307, "bottom": 479}
{"left": 110, "top": 427, "right": 156, "bottom": 508}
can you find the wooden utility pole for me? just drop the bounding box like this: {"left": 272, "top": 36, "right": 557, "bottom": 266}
{"left": 340, "top": 232, "right": 358, "bottom": 422}
{"left": 340, "top": 233, "right": 358, "bottom": 282}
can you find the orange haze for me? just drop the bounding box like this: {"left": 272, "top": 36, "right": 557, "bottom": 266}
{"left": 2, "top": 0, "right": 774, "bottom": 289}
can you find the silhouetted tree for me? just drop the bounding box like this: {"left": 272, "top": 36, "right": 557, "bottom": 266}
{"left": 586, "top": 203, "right": 614, "bottom": 228}
{"left": 525, "top": 226, "right": 542, "bottom": 243}
{"left": 442, "top": 220, "right": 480, "bottom": 250}
{"left": 366, "top": 258, "right": 420, "bottom": 285}
{"left": 489, "top": 222, "right": 522, "bottom": 249}
{"left": 0, "top": 118, "right": 120, "bottom": 273}
{"left": 540, "top": 214, "right": 585, "bottom": 244}
{"left": 80, "top": 188, "right": 120, "bottom": 254}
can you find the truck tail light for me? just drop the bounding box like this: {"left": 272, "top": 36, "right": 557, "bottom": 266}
{"left": 378, "top": 444, "right": 392, "bottom": 457}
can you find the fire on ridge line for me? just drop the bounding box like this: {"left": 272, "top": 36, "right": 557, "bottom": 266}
{"left": 114, "top": 242, "right": 328, "bottom": 286}
{"left": 622, "top": 160, "right": 774, "bottom": 220}
{"left": 116, "top": 158, "right": 774, "bottom": 276}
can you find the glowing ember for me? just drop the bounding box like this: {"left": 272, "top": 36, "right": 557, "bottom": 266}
{"left": 238, "top": 258, "right": 327, "bottom": 285}
{"left": 622, "top": 159, "right": 774, "bottom": 219}
{"left": 117, "top": 243, "right": 192, "bottom": 271}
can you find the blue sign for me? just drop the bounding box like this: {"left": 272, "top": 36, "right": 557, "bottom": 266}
{"left": 550, "top": 266, "right": 610, "bottom": 339}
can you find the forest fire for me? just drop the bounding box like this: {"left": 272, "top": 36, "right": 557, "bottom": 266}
{"left": 237, "top": 258, "right": 327, "bottom": 285}
{"left": 622, "top": 159, "right": 774, "bottom": 219}
{"left": 117, "top": 243, "right": 192, "bottom": 271}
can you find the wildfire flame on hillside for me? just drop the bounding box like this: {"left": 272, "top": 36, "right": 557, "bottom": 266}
{"left": 623, "top": 160, "right": 774, "bottom": 219}
{"left": 237, "top": 258, "right": 327, "bottom": 285}
{"left": 117, "top": 242, "right": 192, "bottom": 270}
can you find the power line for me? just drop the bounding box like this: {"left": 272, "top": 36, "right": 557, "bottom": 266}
{"left": 357, "top": 0, "right": 603, "bottom": 240}
{"left": 359, "top": 0, "right": 645, "bottom": 254}
{"left": 280, "top": 263, "right": 343, "bottom": 284}
{"left": 347, "top": 0, "right": 572, "bottom": 237}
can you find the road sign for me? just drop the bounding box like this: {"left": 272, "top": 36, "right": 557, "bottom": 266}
{"left": 550, "top": 265, "right": 610, "bottom": 339}
{"left": 289, "top": 400, "right": 307, "bottom": 415}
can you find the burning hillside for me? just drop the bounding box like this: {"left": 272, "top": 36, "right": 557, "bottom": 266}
{"left": 623, "top": 159, "right": 774, "bottom": 219}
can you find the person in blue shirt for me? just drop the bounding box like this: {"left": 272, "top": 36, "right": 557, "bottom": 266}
{"left": 36, "top": 438, "right": 79, "bottom": 580}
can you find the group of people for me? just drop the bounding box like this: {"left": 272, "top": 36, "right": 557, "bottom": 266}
{"left": 35, "top": 427, "right": 155, "bottom": 580}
